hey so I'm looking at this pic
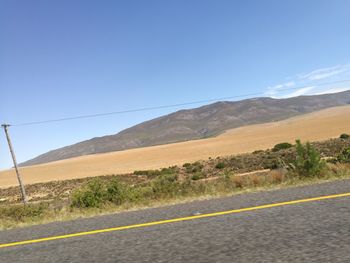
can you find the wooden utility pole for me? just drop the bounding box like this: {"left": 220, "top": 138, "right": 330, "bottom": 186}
{"left": 1, "top": 124, "right": 28, "bottom": 204}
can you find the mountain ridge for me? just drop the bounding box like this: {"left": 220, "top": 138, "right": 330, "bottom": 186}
{"left": 20, "top": 90, "right": 350, "bottom": 166}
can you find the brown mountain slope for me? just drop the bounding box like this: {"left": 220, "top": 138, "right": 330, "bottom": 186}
{"left": 1, "top": 105, "right": 350, "bottom": 188}
{"left": 21, "top": 90, "right": 350, "bottom": 166}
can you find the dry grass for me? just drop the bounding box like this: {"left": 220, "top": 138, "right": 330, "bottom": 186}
{"left": 1, "top": 166, "right": 349, "bottom": 230}
{"left": 268, "top": 169, "right": 286, "bottom": 183}
{"left": 1, "top": 105, "right": 350, "bottom": 188}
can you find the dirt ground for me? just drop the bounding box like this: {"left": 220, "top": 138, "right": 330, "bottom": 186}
{"left": 1, "top": 105, "right": 350, "bottom": 188}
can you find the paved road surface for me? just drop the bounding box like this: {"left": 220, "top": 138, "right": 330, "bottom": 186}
{"left": 1, "top": 180, "right": 349, "bottom": 262}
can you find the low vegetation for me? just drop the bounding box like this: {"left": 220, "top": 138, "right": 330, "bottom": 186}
{"left": 272, "top": 142, "right": 293, "bottom": 152}
{"left": 340, "top": 133, "right": 350, "bottom": 140}
{"left": 215, "top": 162, "right": 226, "bottom": 169}
{"left": 289, "top": 140, "right": 326, "bottom": 178}
{"left": 1, "top": 136, "right": 350, "bottom": 229}
{"left": 338, "top": 147, "right": 350, "bottom": 163}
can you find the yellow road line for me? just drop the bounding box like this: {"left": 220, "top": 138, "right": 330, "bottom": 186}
{"left": 1, "top": 192, "right": 349, "bottom": 249}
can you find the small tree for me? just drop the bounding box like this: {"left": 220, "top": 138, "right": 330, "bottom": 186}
{"left": 291, "top": 140, "right": 325, "bottom": 177}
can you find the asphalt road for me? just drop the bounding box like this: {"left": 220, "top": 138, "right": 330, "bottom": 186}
{"left": 1, "top": 180, "right": 349, "bottom": 262}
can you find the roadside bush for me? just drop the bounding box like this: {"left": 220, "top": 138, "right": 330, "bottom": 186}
{"left": 272, "top": 142, "right": 293, "bottom": 152}
{"left": 71, "top": 178, "right": 136, "bottom": 208}
{"left": 327, "top": 163, "right": 350, "bottom": 178}
{"left": 337, "top": 148, "right": 350, "bottom": 163}
{"left": 105, "top": 179, "right": 131, "bottom": 205}
{"left": 71, "top": 178, "right": 106, "bottom": 208}
{"left": 340, "top": 133, "right": 350, "bottom": 140}
{"left": 191, "top": 172, "right": 205, "bottom": 181}
{"left": 151, "top": 174, "right": 179, "bottom": 197}
{"left": 0, "top": 203, "right": 48, "bottom": 222}
{"left": 290, "top": 140, "right": 326, "bottom": 177}
{"left": 129, "top": 186, "right": 154, "bottom": 201}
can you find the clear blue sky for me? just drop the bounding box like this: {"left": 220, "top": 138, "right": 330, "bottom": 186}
{"left": 1, "top": 0, "right": 350, "bottom": 169}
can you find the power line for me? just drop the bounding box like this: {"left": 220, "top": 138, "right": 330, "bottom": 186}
{"left": 9, "top": 79, "right": 350, "bottom": 127}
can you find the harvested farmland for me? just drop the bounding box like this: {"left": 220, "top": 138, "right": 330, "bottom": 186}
{"left": 1, "top": 105, "right": 350, "bottom": 188}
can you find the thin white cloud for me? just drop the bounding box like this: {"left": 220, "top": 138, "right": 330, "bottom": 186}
{"left": 284, "top": 81, "right": 295, "bottom": 87}
{"left": 266, "top": 81, "right": 295, "bottom": 96}
{"left": 313, "top": 87, "right": 350, "bottom": 95}
{"left": 265, "top": 63, "right": 350, "bottom": 98}
{"left": 299, "top": 64, "right": 350, "bottom": 81}
{"left": 279, "top": 86, "right": 315, "bottom": 98}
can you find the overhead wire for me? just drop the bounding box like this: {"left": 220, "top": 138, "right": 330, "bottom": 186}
{"left": 8, "top": 79, "right": 350, "bottom": 127}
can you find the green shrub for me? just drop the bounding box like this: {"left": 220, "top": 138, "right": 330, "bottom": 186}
{"left": 0, "top": 203, "right": 48, "bottom": 222}
{"left": 290, "top": 140, "right": 326, "bottom": 177}
{"left": 184, "top": 162, "right": 203, "bottom": 173}
{"left": 105, "top": 179, "right": 130, "bottom": 205}
{"left": 272, "top": 142, "right": 293, "bottom": 152}
{"left": 71, "top": 178, "right": 136, "bottom": 207}
{"left": 190, "top": 166, "right": 200, "bottom": 173}
{"left": 340, "top": 133, "right": 350, "bottom": 140}
{"left": 192, "top": 161, "right": 201, "bottom": 167}
{"left": 337, "top": 148, "right": 350, "bottom": 163}
{"left": 130, "top": 186, "right": 154, "bottom": 201}
{"left": 160, "top": 167, "right": 177, "bottom": 175}
{"left": 133, "top": 170, "right": 143, "bottom": 175}
{"left": 191, "top": 172, "right": 205, "bottom": 181}
{"left": 71, "top": 179, "right": 107, "bottom": 208}
{"left": 151, "top": 174, "right": 179, "bottom": 197}
{"left": 215, "top": 162, "right": 226, "bottom": 169}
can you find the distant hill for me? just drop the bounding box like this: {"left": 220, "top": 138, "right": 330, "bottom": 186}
{"left": 20, "top": 90, "right": 350, "bottom": 166}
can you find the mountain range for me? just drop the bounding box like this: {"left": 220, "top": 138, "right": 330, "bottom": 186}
{"left": 20, "top": 90, "right": 350, "bottom": 166}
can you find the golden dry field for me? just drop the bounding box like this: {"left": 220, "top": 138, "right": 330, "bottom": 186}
{"left": 1, "top": 105, "right": 350, "bottom": 188}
